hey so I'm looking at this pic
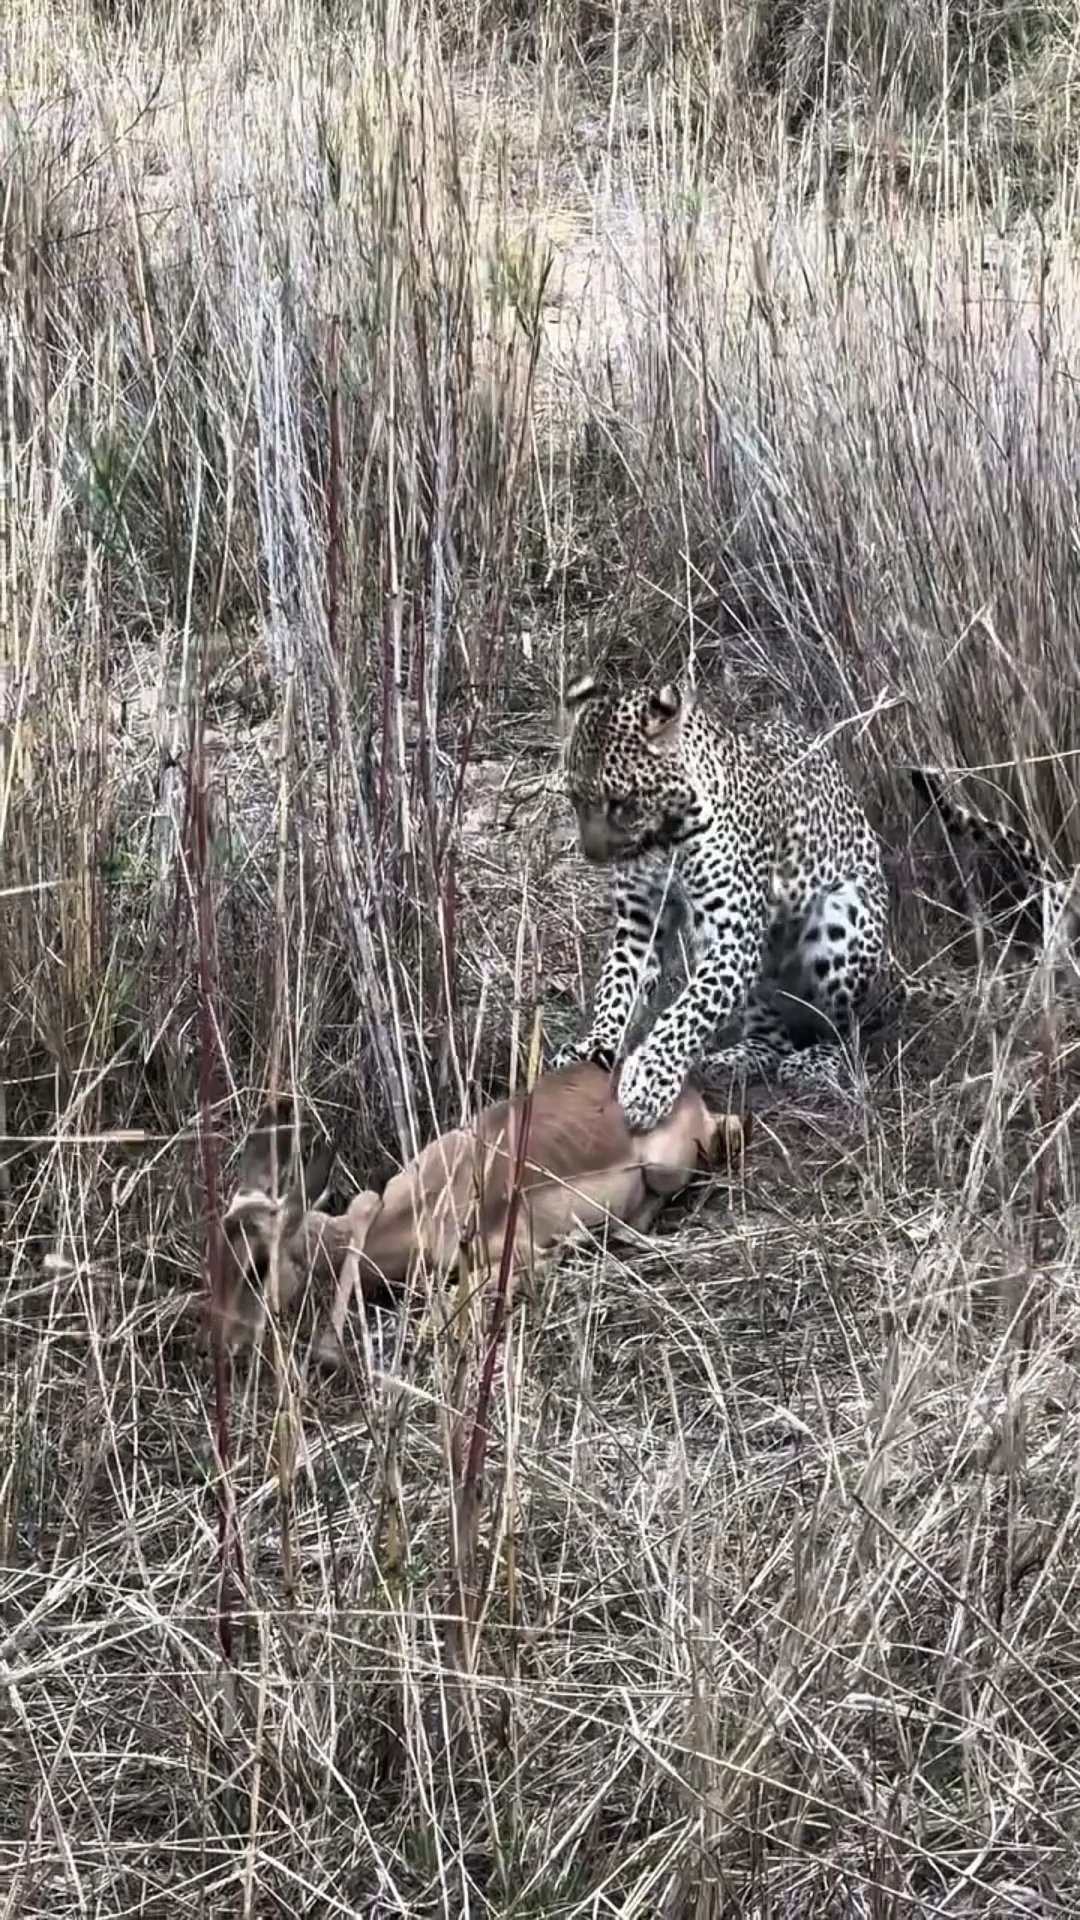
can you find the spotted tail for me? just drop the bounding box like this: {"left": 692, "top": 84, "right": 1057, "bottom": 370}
{"left": 909, "top": 764, "right": 1078, "bottom": 954}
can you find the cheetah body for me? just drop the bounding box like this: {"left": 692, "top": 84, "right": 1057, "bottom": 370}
{"left": 561, "top": 678, "right": 890, "bottom": 1129}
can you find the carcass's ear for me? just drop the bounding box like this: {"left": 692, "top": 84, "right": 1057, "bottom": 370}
{"left": 564, "top": 672, "right": 603, "bottom": 713}
{"left": 282, "top": 1139, "right": 336, "bottom": 1232}
{"left": 233, "top": 1096, "right": 298, "bottom": 1199}
{"left": 560, "top": 672, "right": 606, "bottom": 747}
{"left": 643, "top": 682, "right": 686, "bottom": 749}
{"left": 231, "top": 1098, "right": 334, "bottom": 1225}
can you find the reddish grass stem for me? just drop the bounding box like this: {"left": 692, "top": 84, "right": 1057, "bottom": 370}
{"left": 187, "top": 726, "right": 244, "bottom": 1666}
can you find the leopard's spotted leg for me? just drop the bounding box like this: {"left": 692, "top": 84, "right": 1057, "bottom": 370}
{"left": 556, "top": 861, "right": 677, "bottom": 1070}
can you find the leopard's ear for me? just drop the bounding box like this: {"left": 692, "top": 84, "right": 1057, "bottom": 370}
{"left": 643, "top": 682, "right": 686, "bottom": 749}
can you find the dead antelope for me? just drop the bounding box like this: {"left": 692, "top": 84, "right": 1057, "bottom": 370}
{"left": 211, "top": 1063, "right": 748, "bottom": 1365}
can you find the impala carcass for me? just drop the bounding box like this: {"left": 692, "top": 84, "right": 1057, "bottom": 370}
{"left": 211, "top": 1062, "right": 748, "bottom": 1364}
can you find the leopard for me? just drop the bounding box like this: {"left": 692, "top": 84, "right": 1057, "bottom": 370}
{"left": 556, "top": 673, "right": 892, "bottom": 1132}
{"left": 910, "top": 765, "right": 1080, "bottom": 964}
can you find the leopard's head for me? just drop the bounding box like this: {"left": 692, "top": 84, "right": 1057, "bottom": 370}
{"left": 562, "top": 676, "right": 704, "bottom": 864}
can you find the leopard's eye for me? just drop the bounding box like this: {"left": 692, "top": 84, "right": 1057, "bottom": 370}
{"left": 609, "top": 797, "right": 640, "bottom": 826}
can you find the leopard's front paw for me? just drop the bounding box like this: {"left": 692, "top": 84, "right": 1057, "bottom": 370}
{"left": 552, "top": 1035, "right": 617, "bottom": 1073}
{"left": 616, "top": 1046, "right": 685, "bottom": 1133}
{"left": 550, "top": 1036, "right": 589, "bottom": 1072}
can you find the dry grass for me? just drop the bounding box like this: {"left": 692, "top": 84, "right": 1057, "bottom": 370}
{"left": 4, "top": 0, "right": 1080, "bottom": 1912}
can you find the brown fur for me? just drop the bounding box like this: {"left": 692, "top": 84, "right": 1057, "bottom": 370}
{"left": 209, "top": 1064, "right": 748, "bottom": 1366}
